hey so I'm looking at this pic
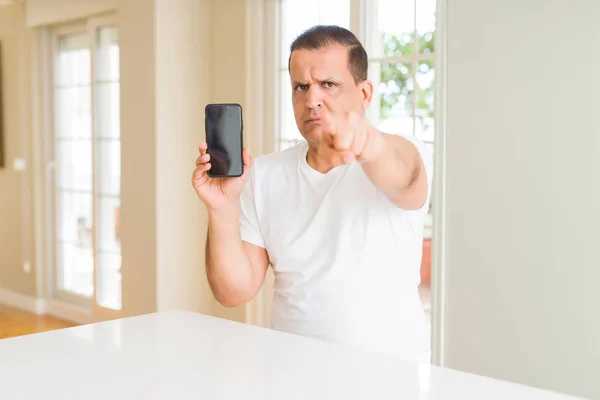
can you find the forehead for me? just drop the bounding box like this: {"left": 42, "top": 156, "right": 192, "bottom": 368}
{"left": 289, "top": 45, "right": 350, "bottom": 77}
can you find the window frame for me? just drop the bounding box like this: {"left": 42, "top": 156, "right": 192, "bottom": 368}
{"left": 47, "top": 13, "right": 122, "bottom": 322}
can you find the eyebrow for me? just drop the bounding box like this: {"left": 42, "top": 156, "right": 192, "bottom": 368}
{"left": 292, "top": 77, "right": 340, "bottom": 86}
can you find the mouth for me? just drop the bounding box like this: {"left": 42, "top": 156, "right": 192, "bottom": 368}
{"left": 305, "top": 117, "right": 321, "bottom": 125}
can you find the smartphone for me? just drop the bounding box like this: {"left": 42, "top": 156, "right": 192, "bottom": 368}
{"left": 205, "top": 103, "right": 244, "bottom": 178}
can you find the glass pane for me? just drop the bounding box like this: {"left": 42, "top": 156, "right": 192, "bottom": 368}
{"left": 279, "top": 71, "right": 303, "bottom": 145}
{"left": 55, "top": 87, "right": 92, "bottom": 138}
{"left": 96, "top": 195, "right": 121, "bottom": 310}
{"left": 96, "top": 27, "right": 119, "bottom": 82}
{"left": 280, "top": 0, "right": 350, "bottom": 68}
{"left": 417, "top": 0, "right": 436, "bottom": 54}
{"left": 97, "top": 196, "right": 121, "bottom": 253}
{"left": 95, "top": 83, "right": 120, "bottom": 138}
{"left": 57, "top": 192, "right": 93, "bottom": 244}
{"left": 96, "top": 252, "right": 122, "bottom": 310}
{"left": 57, "top": 242, "right": 93, "bottom": 298}
{"left": 367, "top": 61, "right": 415, "bottom": 135}
{"left": 367, "top": 0, "right": 415, "bottom": 59}
{"left": 56, "top": 34, "right": 90, "bottom": 86}
{"left": 57, "top": 139, "right": 92, "bottom": 191}
{"left": 97, "top": 140, "right": 121, "bottom": 196}
{"left": 415, "top": 61, "right": 435, "bottom": 142}
{"left": 426, "top": 142, "right": 433, "bottom": 156}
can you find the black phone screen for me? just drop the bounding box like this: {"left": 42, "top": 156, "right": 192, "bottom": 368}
{"left": 205, "top": 104, "right": 243, "bottom": 177}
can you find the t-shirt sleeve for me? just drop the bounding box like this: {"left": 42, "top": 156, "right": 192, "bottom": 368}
{"left": 239, "top": 164, "right": 266, "bottom": 248}
{"left": 400, "top": 134, "right": 434, "bottom": 213}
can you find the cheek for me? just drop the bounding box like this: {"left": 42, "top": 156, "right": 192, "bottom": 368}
{"left": 330, "top": 88, "right": 363, "bottom": 111}
{"left": 323, "top": 91, "right": 351, "bottom": 112}
{"left": 292, "top": 93, "right": 303, "bottom": 113}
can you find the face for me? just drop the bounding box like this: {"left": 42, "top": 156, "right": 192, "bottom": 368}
{"left": 288, "top": 45, "right": 373, "bottom": 148}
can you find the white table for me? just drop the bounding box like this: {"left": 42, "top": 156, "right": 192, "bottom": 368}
{"left": 0, "top": 311, "right": 582, "bottom": 399}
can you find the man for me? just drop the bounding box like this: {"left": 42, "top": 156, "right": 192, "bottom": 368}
{"left": 192, "top": 25, "right": 433, "bottom": 362}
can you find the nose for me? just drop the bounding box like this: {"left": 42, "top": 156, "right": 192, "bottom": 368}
{"left": 305, "top": 85, "right": 322, "bottom": 110}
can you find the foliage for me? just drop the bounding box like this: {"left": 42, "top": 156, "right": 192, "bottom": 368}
{"left": 379, "top": 32, "right": 435, "bottom": 130}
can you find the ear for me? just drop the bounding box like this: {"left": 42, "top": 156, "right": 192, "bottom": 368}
{"left": 359, "top": 79, "right": 374, "bottom": 111}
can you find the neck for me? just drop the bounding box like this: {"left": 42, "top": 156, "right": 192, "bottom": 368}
{"left": 305, "top": 144, "right": 346, "bottom": 173}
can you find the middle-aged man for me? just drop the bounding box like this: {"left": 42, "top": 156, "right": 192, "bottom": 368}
{"left": 192, "top": 25, "right": 433, "bottom": 362}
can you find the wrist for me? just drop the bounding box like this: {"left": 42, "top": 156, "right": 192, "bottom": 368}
{"left": 207, "top": 201, "right": 240, "bottom": 223}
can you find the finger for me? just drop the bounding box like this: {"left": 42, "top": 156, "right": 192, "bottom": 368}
{"left": 192, "top": 162, "right": 212, "bottom": 179}
{"left": 192, "top": 162, "right": 211, "bottom": 177}
{"left": 240, "top": 148, "right": 253, "bottom": 180}
{"left": 191, "top": 164, "right": 209, "bottom": 190}
{"left": 342, "top": 151, "right": 356, "bottom": 164}
{"left": 242, "top": 148, "right": 251, "bottom": 165}
{"left": 198, "top": 142, "right": 208, "bottom": 156}
{"left": 351, "top": 126, "right": 368, "bottom": 157}
{"left": 331, "top": 112, "right": 354, "bottom": 151}
{"left": 195, "top": 153, "right": 210, "bottom": 167}
{"left": 341, "top": 129, "right": 355, "bottom": 151}
{"left": 332, "top": 123, "right": 354, "bottom": 152}
{"left": 346, "top": 112, "right": 364, "bottom": 150}
{"left": 344, "top": 113, "right": 368, "bottom": 156}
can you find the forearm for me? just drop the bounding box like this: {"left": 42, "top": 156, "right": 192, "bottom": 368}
{"left": 205, "top": 207, "right": 255, "bottom": 307}
{"left": 361, "top": 130, "right": 421, "bottom": 200}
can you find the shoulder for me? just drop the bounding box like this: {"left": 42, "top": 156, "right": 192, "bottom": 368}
{"left": 387, "top": 133, "right": 433, "bottom": 185}
{"left": 398, "top": 134, "right": 433, "bottom": 168}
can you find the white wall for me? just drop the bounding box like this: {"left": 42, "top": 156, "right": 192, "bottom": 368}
{"left": 119, "top": 0, "right": 213, "bottom": 317}
{"left": 25, "top": 0, "right": 117, "bottom": 27}
{"left": 443, "top": 0, "right": 600, "bottom": 398}
{"left": 154, "top": 0, "right": 212, "bottom": 313}
{"left": 206, "top": 0, "right": 252, "bottom": 324}
{"left": 118, "top": 0, "right": 159, "bottom": 317}
{"left": 0, "top": 4, "right": 36, "bottom": 297}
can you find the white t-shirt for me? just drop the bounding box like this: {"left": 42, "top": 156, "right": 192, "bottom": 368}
{"left": 239, "top": 136, "right": 433, "bottom": 362}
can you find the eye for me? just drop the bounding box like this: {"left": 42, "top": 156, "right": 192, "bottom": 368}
{"left": 294, "top": 84, "right": 309, "bottom": 92}
{"left": 323, "top": 81, "right": 337, "bottom": 88}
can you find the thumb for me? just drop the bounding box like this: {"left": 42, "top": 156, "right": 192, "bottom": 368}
{"left": 240, "top": 148, "right": 253, "bottom": 180}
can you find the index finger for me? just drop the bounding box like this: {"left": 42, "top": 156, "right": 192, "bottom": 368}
{"left": 198, "top": 142, "right": 208, "bottom": 155}
{"left": 330, "top": 112, "right": 354, "bottom": 150}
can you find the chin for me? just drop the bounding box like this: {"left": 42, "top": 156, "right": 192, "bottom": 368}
{"left": 299, "top": 126, "right": 324, "bottom": 143}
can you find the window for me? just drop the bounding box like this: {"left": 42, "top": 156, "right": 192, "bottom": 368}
{"left": 363, "top": 0, "right": 436, "bottom": 340}
{"left": 365, "top": 0, "right": 436, "bottom": 222}
{"left": 51, "top": 17, "right": 121, "bottom": 312}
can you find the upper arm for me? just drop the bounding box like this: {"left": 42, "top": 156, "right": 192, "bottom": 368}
{"left": 390, "top": 136, "right": 433, "bottom": 211}
{"left": 239, "top": 164, "right": 270, "bottom": 293}
{"left": 243, "top": 240, "right": 270, "bottom": 295}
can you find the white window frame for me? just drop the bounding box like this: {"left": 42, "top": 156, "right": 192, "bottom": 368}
{"left": 45, "top": 13, "right": 122, "bottom": 323}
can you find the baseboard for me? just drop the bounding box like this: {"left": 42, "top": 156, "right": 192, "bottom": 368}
{"left": 45, "top": 299, "right": 92, "bottom": 325}
{"left": 0, "top": 287, "right": 47, "bottom": 315}
{"left": 0, "top": 286, "right": 91, "bottom": 325}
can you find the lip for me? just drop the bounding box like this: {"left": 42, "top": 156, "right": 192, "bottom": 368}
{"left": 305, "top": 117, "right": 321, "bottom": 124}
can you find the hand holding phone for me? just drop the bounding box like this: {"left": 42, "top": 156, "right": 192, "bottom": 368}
{"left": 192, "top": 142, "right": 252, "bottom": 214}
{"left": 192, "top": 103, "right": 252, "bottom": 213}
